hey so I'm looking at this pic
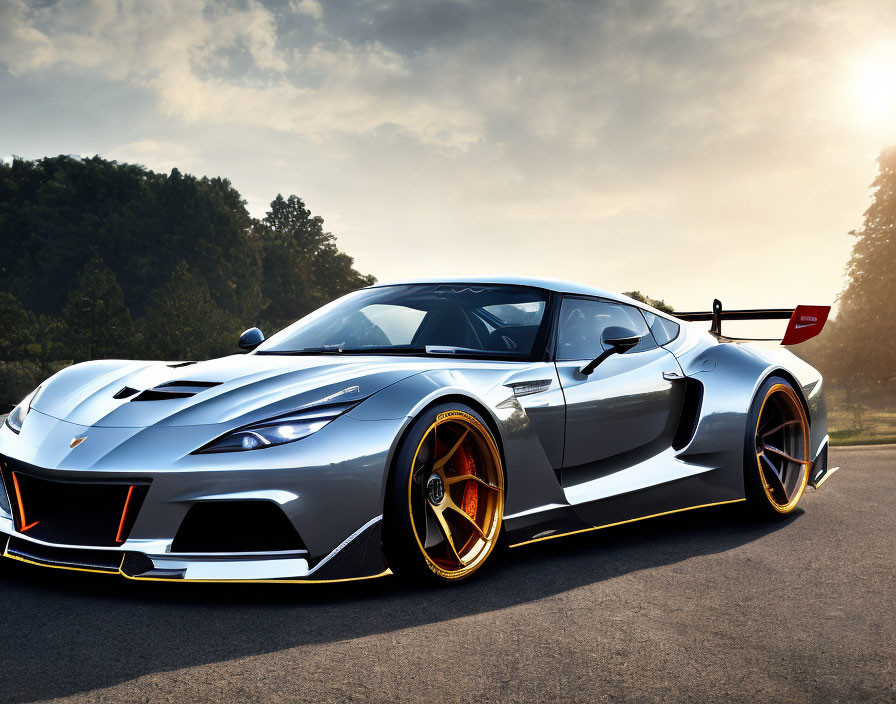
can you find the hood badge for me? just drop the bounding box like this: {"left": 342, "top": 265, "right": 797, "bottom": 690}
{"left": 70, "top": 436, "right": 87, "bottom": 449}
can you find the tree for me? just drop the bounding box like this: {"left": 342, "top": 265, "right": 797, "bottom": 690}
{"left": 0, "top": 156, "right": 376, "bottom": 370}
{"left": 624, "top": 291, "right": 674, "bottom": 313}
{"left": 817, "top": 147, "right": 896, "bottom": 394}
{"left": 140, "top": 262, "right": 238, "bottom": 360}
{"left": 0, "top": 292, "right": 33, "bottom": 361}
{"left": 60, "top": 256, "right": 133, "bottom": 360}
{"left": 258, "top": 194, "right": 374, "bottom": 328}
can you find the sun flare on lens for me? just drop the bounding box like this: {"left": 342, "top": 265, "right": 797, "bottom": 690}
{"left": 853, "top": 47, "right": 896, "bottom": 123}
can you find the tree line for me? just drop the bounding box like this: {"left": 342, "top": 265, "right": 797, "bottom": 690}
{"left": 1, "top": 149, "right": 891, "bottom": 413}
{"left": 0, "top": 155, "right": 374, "bottom": 406}
{"left": 799, "top": 146, "right": 896, "bottom": 418}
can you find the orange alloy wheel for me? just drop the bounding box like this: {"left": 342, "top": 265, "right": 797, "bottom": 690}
{"left": 753, "top": 383, "right": 811, "bottom": 513}
{"left": 407, "top": 410, "right": 505, "bottom": 580}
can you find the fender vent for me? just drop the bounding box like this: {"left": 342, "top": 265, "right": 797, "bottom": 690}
{"left": 672, "top": 378, "right": 704, "bottom": 451}
{"left": 131, "top": 380, "right": 221, "bottom": 401}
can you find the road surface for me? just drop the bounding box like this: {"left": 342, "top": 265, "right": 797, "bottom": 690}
{"left": 0, "top": 446, "right": 892, "bottom": 703}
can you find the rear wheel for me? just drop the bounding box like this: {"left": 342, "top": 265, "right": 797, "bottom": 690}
{"left": 384, "top": 404, "right": 505, "bottom": 583}
{"left": 744, "top": 377, "right": 811, "bottom": 517}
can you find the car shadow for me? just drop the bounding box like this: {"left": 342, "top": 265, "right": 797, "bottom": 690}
{"left": 0, "top": 504, "right": 800, "bottom": 702}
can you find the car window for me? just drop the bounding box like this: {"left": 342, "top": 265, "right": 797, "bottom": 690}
{"left": 642, "top": 311, "right": 680, "bottom": 346}
{"left": 479, "top": 301, "right": 545, "bottom": 326}
{"left": 556, "top": 298, "right": 657, "bottom": 360}
{"left": 359, "top": 304, "right": 427, "bottom": 345}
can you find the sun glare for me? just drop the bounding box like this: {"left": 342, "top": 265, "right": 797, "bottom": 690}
{"left": 853, "top": 48, "right": 896, "bottom": 123}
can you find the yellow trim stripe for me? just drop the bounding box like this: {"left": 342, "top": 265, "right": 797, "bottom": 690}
{"left": 507, "top": 498, "right": 747, "bottom": 548}
{"left": 1, "top": 541, "right": 392, "bottom": 584}
{"left": 119, "top": 568, "right": 393, "bottom": 585}
{"left": 2, "top": 546, "right": 125, "bottom": 576}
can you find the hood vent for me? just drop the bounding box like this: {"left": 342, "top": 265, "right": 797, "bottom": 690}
{"left": 113, "top": 386, "right": 139, "bottom": 400}
{"left": 130, "top": 380, "right": 222, "bottom": 402}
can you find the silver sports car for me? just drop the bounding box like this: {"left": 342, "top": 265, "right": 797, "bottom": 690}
{"left": 0, "top": 277, "right": 835, "bottom": 584}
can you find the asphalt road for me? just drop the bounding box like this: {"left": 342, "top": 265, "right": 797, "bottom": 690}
{"left": 0, "top": 446, "right": 892, "bottom": 704}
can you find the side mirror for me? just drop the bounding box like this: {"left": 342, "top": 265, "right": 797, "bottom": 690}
{"left": 238, "top": 327, "right": 265, "bottom": 351}
{"left": 602, "top": 326, "right": 641, "bottom": 353}
{"left": 580, "top": 326, "right": 641, "bottom": 376}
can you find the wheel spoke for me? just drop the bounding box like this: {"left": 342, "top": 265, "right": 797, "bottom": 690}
{"left": 760, "top": 420, "right": 801, "bottom": 440}
{"left": 423, "top": 503, "right": 445, "bottom": 549}
{"left": 762, "top": 443, "right": 808, "bottom": 466}
{"left": 434, "top": 428, "right": 470, "bottom": 470}
{"left": 429, "top": 503, "right": 466, "bottom": 564}
{"left": 443, "top": 496, "right": 486, "bottom": 538}
{"left": 759, "top": 452, "right": 789, "bottom": 500}
{"left": 444, "top": 473, "right": 499, "bottom": 491}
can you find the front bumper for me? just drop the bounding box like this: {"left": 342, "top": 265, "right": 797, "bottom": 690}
{"left": 0, "top": 410, "right": 403, "bottom": 582}
{"left": 0, "top": 515, "right": 388, "bottom": 582}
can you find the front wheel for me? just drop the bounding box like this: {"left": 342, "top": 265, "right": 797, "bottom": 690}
{"left": 744, "top": 377, "right": 811, "bottom": 517}
{"left": 383, "top": 403, "right": 505, "bottom": 583}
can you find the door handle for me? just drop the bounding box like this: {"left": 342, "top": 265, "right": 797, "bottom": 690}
{"left": 662, "top": 370, "right": 684, "bottom": 380}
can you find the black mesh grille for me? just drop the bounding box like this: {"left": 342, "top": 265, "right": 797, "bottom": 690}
{"left": 0, "top": 457, "right": 149, "bottom": 547}
{"left": 120, "top": 552, "right": 156, "bottom": 577}
{"left": 310, "top": 519, "right": 385, "bottom": 581}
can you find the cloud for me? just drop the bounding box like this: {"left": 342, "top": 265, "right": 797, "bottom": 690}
{"left": 106, "top": 140, "right": 199, "bottom": 174}
{"left": 3, "top": 0, "right": 896, "bottom": 310}
{"left": 0, "top": 0, "right": 483, "bottom": 150}
{"left": 291, "top": 0, "right": 323, "bottom": 21}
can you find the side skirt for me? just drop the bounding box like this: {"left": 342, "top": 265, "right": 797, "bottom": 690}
{"left": 507, "top": 473, "right": 745, "bottom": 548}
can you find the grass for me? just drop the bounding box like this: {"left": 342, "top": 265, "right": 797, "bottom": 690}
{"left": 827, "top": 390, "right": 896, "bottom": 446}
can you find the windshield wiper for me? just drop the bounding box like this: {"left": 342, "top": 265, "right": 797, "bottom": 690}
{"left": 259, "top": 345, "right": 520, "bottom": 357}
{"left": 258, "top": 345, "right": 425, "bottom": 356}
{"left": 258, "top": 345, "right": 347, "bottom": 356}
{"left": 423, "top": 346, "right": 514, "bottom": 357}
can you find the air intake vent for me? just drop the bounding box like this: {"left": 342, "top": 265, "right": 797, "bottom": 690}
{"left": 113, "top": 386, "right": 139, "bottom": 399}
{"left": 131, "top": 380, "right": 221, "bottom": 402}
{"left": 171, "top": 500, "right": 306, "bottom": 553}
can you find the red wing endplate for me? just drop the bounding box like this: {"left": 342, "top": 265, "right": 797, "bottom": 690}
{"left": 781, "top": 305, "right": 830, "bottom": 346}
{"left": 674, "top": 300, "right": 831, "bottom": 345}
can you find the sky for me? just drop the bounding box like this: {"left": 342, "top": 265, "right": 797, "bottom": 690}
{"left": 2, "top": 0, "right": 895, "bottom": 314}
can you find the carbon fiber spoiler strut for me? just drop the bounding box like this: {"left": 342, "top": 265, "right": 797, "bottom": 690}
{"left": 672, "top": 299, "right": 830, "bottom": 345}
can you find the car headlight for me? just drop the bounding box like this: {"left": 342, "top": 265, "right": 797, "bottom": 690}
{"left": 194, "top": 402, "right": 356, "bottom": 453}
{"left": 5, "top": 388, "right": 39, "bottom": 435}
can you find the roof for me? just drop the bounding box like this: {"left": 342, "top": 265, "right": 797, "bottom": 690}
{"left": 370, "top": 275, "right": 624, "bottom": 301}
{"left": 368, "top": 275, "right": 681, "bottom": 321}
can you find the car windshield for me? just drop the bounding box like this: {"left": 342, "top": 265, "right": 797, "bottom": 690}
{"left": 256, "top": 284, "right": 550, "bottom": 359}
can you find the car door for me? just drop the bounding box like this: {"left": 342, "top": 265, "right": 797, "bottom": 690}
{"left": 555, "top": 296, "right": 685, "bottom": 494}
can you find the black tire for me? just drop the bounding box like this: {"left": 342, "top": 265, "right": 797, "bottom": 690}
{"left": 743, "top": 376, "right": 811, "bottom": 518}
{"left": 383, "top": 402, "right": 505, "bottom": 584}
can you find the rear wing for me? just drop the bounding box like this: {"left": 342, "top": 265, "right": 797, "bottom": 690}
{"left": 673, "top": 299, "right": 830, "bottom": 345}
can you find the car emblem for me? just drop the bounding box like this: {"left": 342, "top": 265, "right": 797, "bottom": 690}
{"left": 70, "top": 436, "right": 87, "bottom": 448}
{"left": 426, "top": 474, "right": 445, "bottom": 505}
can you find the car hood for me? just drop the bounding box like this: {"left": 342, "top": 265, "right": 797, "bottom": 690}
{"left": 30, "top": 354, "right": 424, "bottom": 429}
